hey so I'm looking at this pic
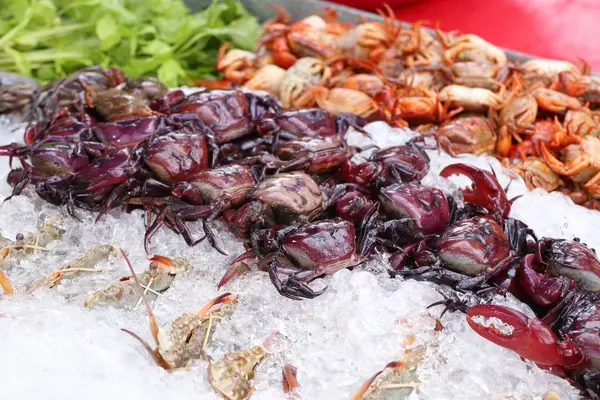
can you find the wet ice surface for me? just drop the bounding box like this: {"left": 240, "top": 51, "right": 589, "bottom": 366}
{"left": 0, "top": 117, "right": 588, "bottom": 400}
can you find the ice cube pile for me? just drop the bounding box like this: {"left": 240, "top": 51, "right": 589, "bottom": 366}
{"left": 1, "top": 113, "right": 593, "bottom": 400}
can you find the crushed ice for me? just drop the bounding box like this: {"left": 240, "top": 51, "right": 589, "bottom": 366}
{"left": 0, "top": 115, "right": 586, "bottom": 399}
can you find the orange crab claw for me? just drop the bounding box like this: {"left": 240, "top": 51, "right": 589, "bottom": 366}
{"left": 196, "top": 292, "right": 238, "bottom": 318}
{"left": 148, "top": 254, "right": 174, "bottom": 267}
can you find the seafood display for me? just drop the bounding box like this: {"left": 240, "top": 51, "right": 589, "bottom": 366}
{"left": 1, "top": 2, "right": 600, "bottom": 399}
{"left": 202, "top": 4, "right": 600, "bottom": 211}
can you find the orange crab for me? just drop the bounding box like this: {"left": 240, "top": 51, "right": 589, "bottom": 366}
{"left": 373, "top": 83, "right": 462, "bottom": 127}
{"left": 541, "top": 135, "right": 600, "bottom": 197}
{"left": 437, "top": 115, "right": 497, "bottom": 156}
{"left": 258, "top": 5, "right": 339, "bottom": 69}
{"left": 335, "top": 5, "right": 401, "bottom": 63}
{"left": 214, "top": 42, "right": 258, "bottom": 84}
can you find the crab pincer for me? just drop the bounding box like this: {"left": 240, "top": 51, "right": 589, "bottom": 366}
{"left": 467, "top": 304, "right": 588, "bottom": 370}
{"left": 440, "top": 163, "right": 513, "bottom": 222}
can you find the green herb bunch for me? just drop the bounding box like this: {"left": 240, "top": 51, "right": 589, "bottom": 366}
{"left": 0, "top": 0, "right": 263, "bottom": 87}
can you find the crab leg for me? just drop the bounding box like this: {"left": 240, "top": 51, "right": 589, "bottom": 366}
{"left": 282, "top": 364, "right": 300, "bottom": 394}
{"left": 0, "top": 268, "right": 14, "bottom": 295}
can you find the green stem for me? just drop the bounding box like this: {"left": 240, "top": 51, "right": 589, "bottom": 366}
{"left": 57, "top": 0, "right": 101, "bottom": 17}
{"left": 0, "top": 50, "right": 90, "bottom": 65}
{"left": 15, "top": 23, "right": 93, "bottom": 43}
{"left": 0, "top": 8, "right": 33, "bottom": 49}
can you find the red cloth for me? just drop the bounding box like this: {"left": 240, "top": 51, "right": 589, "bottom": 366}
{"left": 331, "top": 0, "right": 600, "bottom": 71}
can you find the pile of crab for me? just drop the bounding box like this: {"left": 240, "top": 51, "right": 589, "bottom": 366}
{"left": 206, "top": 4, "right": 600, "bottom": 212}
{"left": 1, "top": 64, "right": 600, "bottom": 398}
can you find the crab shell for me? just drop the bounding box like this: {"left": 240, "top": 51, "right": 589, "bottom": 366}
{"left": 94, "top": 116, "right": 161, "bottom": 148}
{"left": 143, "top": 131, "right": 209, "bottom": 184}
{"left": 92, "top": 88, "right": 153, "bottom": 121}
{"left": 498, "top": 95, "right": 538, "bottom": 126}
{"left": 514, "top": 157, "right": 562, "bottom": 192}
{"left": 373, "top": 145, "right": 430, "bottom": 184}
{"left": 379, "top": 183, "right": 450, "bottom": 235}
{"left": 173, "top": 89, "right": 252, "bottom": 144}
{"left": 540, "top": 239, "right": 600, "bottom": 291}
{"left": 279, "top": 57, "right": 329, "bottom": 109}
{"left": 251, "top": 171, "right": 323, "bottom": 224}
{"left": 437, "top": 115, "right": 497, "bottom": 156}
{"left": 439, "top": 85, "right": 504, "bottom": 113}
{"left": 173, "top": 164, "right": 255, "bottom": 207}
{"left": 208, "top": 346, "right": 267, "bottom": 400}
{"left": 29, "top": 142, "right": 91, "bottom": 176}
{"left": 274, "top": 136, "right": 349, "bottom": 174}
{"left": 281, "top": 218, "right": 362, "bottom": 274}
{"left": 436, "top": 216, "right": 511, "bottom": 276}
{"left": 159, "top": 299, "right": 238, "bottom": 368}
{"left": 243, "top": 65, "right": 286, "bottom": 95}
{"left": 256, "top": 108, "right": 338, "bottom": 138}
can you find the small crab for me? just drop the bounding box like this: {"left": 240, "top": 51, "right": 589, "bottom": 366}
{"left": 351, "top": 346, "right": 426, "bottom": 400}
{"left": 208, "top": 346, "right": 268, "bottom": 400}
{"left": 120, "top": 250, "right": 238, "bottom": 370}
{"left": 436, "top": 115, "right": 497, "bottom": 156}
{"left": 541, "top": 136, "right": 600, "bottom": 196}
{"left": 532, "top": 87, "right": 582, "bottom": 114}
{"left": 438, "top": 85, "right": 504, "bottom": 113}
{"left": 84, "top": 254, "right": 190, "bottom": 308}
{"left": 512, "top": 157, "right": 563, "bottom": 192}
{"left": 1, "top": 218, "right": 65, "bottom": 260}
{"left": 44, "top": 244, "right": 118, "bottom": 288}
{"left": 244, "top": 65, "right": 287, "bottom": 95}
{"left": 310, "top": 86, "right": 379, "bottom": 119}
{"left": 279, "top": 57, "right": 331, "bottom": 109}
{"left": 1, "top": 218, "right": 65, "bottom": 294}
{"left": 521, "top": 59, "right": 582, "bottom": 80}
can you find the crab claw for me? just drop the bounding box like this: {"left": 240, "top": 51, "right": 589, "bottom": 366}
{"left": 440, "top": 163, "right": 510, "bottom": 222}
{"left": 518, "top": 254, "right": 574, "bottom": 307}
{"left": 148, "top": 254, "right": 174, "bottom": 267}
{"left": 217, "top": 250, "right": 256, "bottom": 289}
{"left": 218, "top": 261, "right": 251, "bottom": 289}
{"left": 467, "top": 304, "right": 587, "bottom": 370}
{"left": 197, "top": 292, "right": 238, "bottom": 317}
